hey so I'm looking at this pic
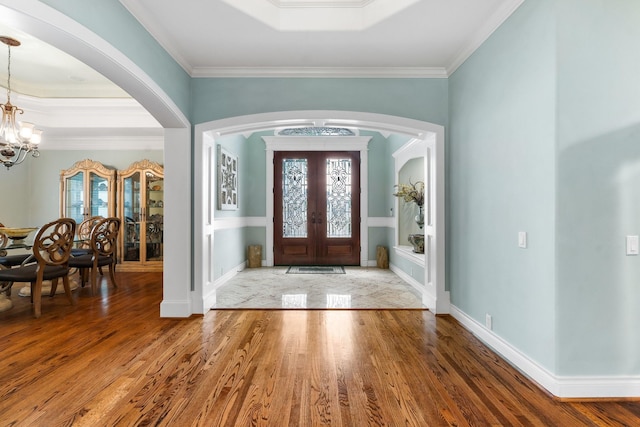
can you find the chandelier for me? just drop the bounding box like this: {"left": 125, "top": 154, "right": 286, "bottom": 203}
{"left": 0, "top": 36, "right": 41, "bottom": 169}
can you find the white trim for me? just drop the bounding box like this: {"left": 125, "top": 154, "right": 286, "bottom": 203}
{"left": 447, "top": 0, "right": 525, "bottom": 75}
{"left": 450, "top": 305, "right": 640, "bottom": 398}
{"left": 204, "top": 261, "right": 250, "bottom": 309}
{"left": 394, "top": 245, "right": 425, "bottom": 264}
{"left": 192, "top": 67, "right": 448, "bottom": 79}
{"left": 193, "top": 131, "right": 215, "bottom": 314}
{"left": 213, "top": 217, "right": 268, "bottom": 230}
{"left": 42, "top": 136, "right": 164, "bottom": 151}
{"left": 367, "top": 217, "right": 394, "bottom": 228}
{"left": 161, "top": 128, "right": 193, "bottom": 318}
{"left": 389, "top": 262, "right": 424, "bottom": 299}
{"left": 159, "top": 300, "right": 193, "bottom": 318}
{"left": 263, "top": 136, "right": 372, "bottom": 150}
{"left": 213, "top": 261, "right": 248, "bottom": 290}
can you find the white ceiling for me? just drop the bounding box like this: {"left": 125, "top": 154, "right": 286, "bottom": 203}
{"left": 0, "top": 22, "right": 129, "bottom": 98}
{"left": 121, "top": 0, "right": 523, "bottom": 77}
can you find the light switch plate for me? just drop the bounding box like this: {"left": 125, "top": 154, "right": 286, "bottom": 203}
{"left": 518, "top": 231, "right": 527, "bottom": 249}
{"left": 626, "top": 235, "right": 639, "bottom": 255}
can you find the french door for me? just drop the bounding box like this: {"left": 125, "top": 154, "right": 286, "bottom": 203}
{"left": 274, "top": 151, "right": 360, "bottom": 266}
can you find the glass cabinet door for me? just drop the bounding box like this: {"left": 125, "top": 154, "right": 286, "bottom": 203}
{"left": 89, "top": 172, "right": 111, "bottom": 218}
{"left": 122, "top": 172, "right": 141, "bottom": 262}
{"left": 146, "top": 173, "right": 163, "bottom": 262}
{"left": 64, "top": 171, "right": 85, "bottom": 224}
{"left": 61, "top": 160, "right": 116, "bottom": 225}
{"left": 117, "top": 159, "right": 164, "bottom": 270}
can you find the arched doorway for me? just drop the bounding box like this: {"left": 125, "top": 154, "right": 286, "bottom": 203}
{"left": 194, "top": 111, "right": 449, "bottom": 315}
{"left": 0, "top": 1, "right": 192, "bottom": 317}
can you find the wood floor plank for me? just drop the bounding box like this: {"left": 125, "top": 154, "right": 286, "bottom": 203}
{"left": 0, "top": 273, "right": 639, "bottom": 426}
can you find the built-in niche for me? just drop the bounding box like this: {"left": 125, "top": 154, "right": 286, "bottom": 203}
{"left": 397, "top": 157, "right": 425, "bottom": 247}
{"left": 392, "top": 139, "right": 428, "bottom": 264}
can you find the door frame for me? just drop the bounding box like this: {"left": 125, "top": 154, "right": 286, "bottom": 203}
{"left": 265, "top": 138, "right": 371, "bottom": 267}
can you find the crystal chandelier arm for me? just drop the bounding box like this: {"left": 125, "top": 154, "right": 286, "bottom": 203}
{"left": 0, "top": 36, "right": 42, "bottom": 169}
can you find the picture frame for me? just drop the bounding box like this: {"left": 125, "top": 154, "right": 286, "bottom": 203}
{"left": 217, "top": 145, "right": 238, "bottom": 210}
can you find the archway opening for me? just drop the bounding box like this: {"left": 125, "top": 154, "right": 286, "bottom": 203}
{"left": 193, "top": 111, "right": 448, "bottom": 315}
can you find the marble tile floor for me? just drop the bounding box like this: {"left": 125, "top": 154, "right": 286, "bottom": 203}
{"left": 213, "top": 267, "right": 425, "bottom": 309}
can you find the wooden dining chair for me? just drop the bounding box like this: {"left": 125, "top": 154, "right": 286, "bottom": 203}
{"left": 71, "top": 216, "right": 103, "bottom": 257}
{"left": 69, "top": 217, "right": 121, "bottom": 295}
{"left": 0, "top": 218, "right": 77, "bottom": 318}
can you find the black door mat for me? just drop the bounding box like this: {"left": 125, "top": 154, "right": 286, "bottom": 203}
{"left": 286, "top": 266, "right": 345, "bottom": 274}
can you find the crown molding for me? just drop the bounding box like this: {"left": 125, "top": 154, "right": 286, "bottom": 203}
{"left": 119, "top": 0, "right": 194, "bottom": 75}
{"left": 447, "top": 0, "right": 524, "bottom": 75}
{"left": 8, "top": 93, "right": 161, "bottom": 129}
{"left": 41, "top": 134, "right": 163, "bottom": 151}
{"left": 267, "top": 0, "right": 375, "bottom": 7}
{"left": 191, "top": 66, "right": 448, "bottom": 79}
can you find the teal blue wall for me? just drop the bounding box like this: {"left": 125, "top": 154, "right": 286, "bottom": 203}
{"left": 244, "top": 133, "right": 269, "bottom": 217}
{"left": 41, "top": 0, "right": 191, "bottom": 118}
{"left": 366, "top": 131, "right": 394, "bottom": 217}
{"left": 0, "top": 161, "right": 30, "bottom": 226}
{"left": 449, "top": 0, "right": 557, "bottom": 371}
{"left": 0, "top": 150, "right": 162, "bottom": 230}
{"left": 213, "top": 133, "right": 267, "bottom": 274}
{"left": 213, "top": 228, "right": 246, "bottom": 279}
{"left": 24, "top": 150, "right": 163, "bottom": 228}
{"left": 556, "top": 0, "right": 640, "bottom": 375}
{"left": 191, "top": 78, "right": 448, "bottom": 126}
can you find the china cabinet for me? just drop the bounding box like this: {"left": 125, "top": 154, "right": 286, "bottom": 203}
{"left": 117, "top": 160, "right": 164, "bottom": 271}
{"left": 60, "top": 159, "right": 116, "bottom": 224}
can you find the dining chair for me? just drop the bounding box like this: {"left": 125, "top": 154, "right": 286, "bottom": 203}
{"left": 71, "top": 215, "right": 103, "bottom": 257}
{"left": 69, "top": 217, "right": 121, "bottom": 295}
{"left": 0, "top": 218, "right": 77, "bottom": 318}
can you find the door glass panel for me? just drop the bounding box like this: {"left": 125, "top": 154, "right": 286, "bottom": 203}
{"left": 123, "top": 173, "right": 141, "bottom": 262}
{"left": 65, "top": 172, "right": 84, "bottom": 223}
{"left": 89, "top": 172, "right": 110, "bottom": 217}
{"left": 326, "top": 158, "right": 352, "bottom": 238}
{"left": 282, "top": 158, "right": 308, "bottom": 238}
{"left": 146, "top": 173, "right": 163, "bottom": 261}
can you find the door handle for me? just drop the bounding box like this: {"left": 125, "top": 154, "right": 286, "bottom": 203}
{"left": 311, "top": 212, "right": 316, "bottom": 224}
{"left": 317, "top": 212, "right": 323, "bottom": 224}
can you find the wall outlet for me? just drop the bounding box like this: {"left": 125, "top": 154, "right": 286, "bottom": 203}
{"left": 485, "top": 313, "right": 493, "bottom": 330}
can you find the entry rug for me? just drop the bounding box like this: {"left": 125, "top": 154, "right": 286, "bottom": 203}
{"left": 286, "top": 266, "right": 345, "bottom": 274}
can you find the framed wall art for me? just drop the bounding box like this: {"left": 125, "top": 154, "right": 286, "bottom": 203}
{"left": 217, "top": 145, "right": 238, "bottom": 210}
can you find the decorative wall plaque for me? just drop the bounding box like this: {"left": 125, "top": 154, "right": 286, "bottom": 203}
{"left": 217, "top": 145, "right": 238, "bottom": 210}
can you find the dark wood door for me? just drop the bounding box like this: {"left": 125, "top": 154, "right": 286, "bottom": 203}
{"left": 274, "top": 151, "right": 360, "bottom": 266}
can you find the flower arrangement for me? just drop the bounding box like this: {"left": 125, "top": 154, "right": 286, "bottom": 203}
{"left": 393, "top": 180, "right": 425, "bottom": 206}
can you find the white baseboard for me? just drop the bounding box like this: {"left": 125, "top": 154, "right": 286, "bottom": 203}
{"left": 211, "top": 261, "right": 250, "bottom": 292}
{"left": 160, "top": 299, "right": 192, "bottom": 318}
{"left": 450, "top": 304, "right": 640, "bottom": 398}
{"left": 389, "top": 262, "right": 424, "bottom": 296}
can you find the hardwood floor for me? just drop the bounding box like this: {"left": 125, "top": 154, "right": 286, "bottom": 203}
{"left": 0, "top": 273, "right": 638, "bottom": 426}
